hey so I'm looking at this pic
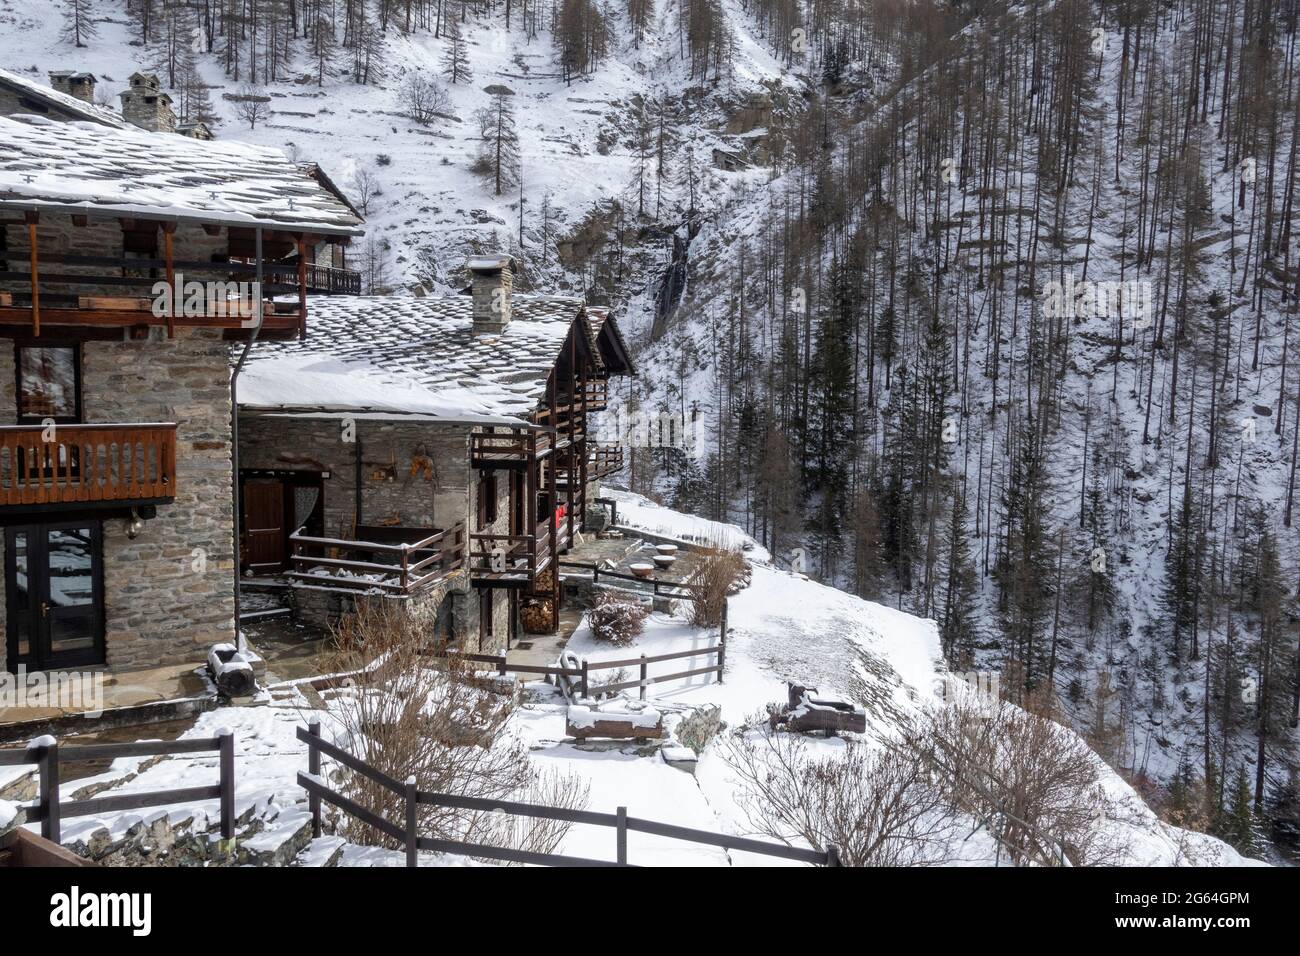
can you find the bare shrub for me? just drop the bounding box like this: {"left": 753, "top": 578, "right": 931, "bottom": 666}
{"left": 914, "top": 696, "right": 1126, "bottom": 866}
{"left": 587, "top": 590, "right": 648, "bottom": 645}
{"left": 687, "top": 543, "right": 745, "bottom": 628}
{"left": 398, "top": 71, "right": 450, "bottom": 125}
{"left": 323, "top": 601, "right": 589, "bottom": 861}
{"left": 723, "top": 717, "right": 957, "bottom": 866}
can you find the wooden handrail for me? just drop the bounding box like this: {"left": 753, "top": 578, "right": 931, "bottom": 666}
{"left": 289, "top": 521, "right": 465, "bottom": 594}
{"left": 0, "top": 422, "right": 177, "bottom": 506}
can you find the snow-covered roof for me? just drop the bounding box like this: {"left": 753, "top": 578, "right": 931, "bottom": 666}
{"left": 0, "top": 113, "right": 363, "bottom": 235}
{"left": 0, "top": 67, "right": 125, "bottom": 128}
{"left": 238, "top": 294, "right": 587, "bottom": 423}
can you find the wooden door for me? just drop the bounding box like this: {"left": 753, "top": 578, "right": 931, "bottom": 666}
{"left": 243, "top": 479, "right": 285, "bottom": 574}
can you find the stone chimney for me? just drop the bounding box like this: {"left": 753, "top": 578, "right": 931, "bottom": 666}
{"left": 48, "top": 71, "right": 97, "bottom": 103}
{"left": 119, "top": 72, "right": 177, "bottom": 133}
{"left": 469, "top": 255, "right": 513, "bottom": 335}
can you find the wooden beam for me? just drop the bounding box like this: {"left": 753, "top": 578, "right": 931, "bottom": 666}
{"left": 202, "top": 224, "right": 222, "bottom": 237}
{"left": 24, "top": 211, "right": 39, "bottom": 337}
{"left": 161, "top": 221, "right": 176, "bottom": 338}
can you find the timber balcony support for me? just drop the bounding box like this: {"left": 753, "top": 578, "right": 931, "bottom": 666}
{"left": 469, "top": 520, "right": 554, "bottom": 588}
{"left": 0, "top": 423, "right": 177, "bottom": 507}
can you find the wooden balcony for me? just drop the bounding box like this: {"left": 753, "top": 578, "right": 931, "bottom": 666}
{"left": 288, "top": 523, "right": 466, "bottom": 594}
{"left": 0, "top": 423, "right": 177, "bottom": 507}
{"left": 0, "top": 254, "right": 320, "bottom": 340}
{"left": 470, "top": 429, "right": 554, "bottom": 469}
{"left": 304, "top": 263, "right": 362, "bottom": 296}
{"left": 469, "top": 519, "right": 553, "bottom": 588}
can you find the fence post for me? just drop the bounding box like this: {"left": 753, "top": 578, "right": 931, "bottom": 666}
{"left": 717, "top": 600, "right": 727, "bottom": 684}
{"left": 581, "top": 658, "right": 589, "bottom": 699}
{"left": 218, "top": 728, "right": 235, "bottom": 841}
{"left": 307, "top": 718, "right": 322, "bottom": 839}
{"left": 616, "top": 806, "right": 628, "bottom": 865}
{"left": 32, "top": 737, "right": 60, "bottom": 845}
{"left": 498, "top": 656, "right": 507, "bottom": 678}
{"left": 826, "top": 844, "right": 841, "bottom": 867}
{"left": 405, "top": 776, "right": 419, "bottom": 868}
{"left": 639, "top": 654, "right": 647, "bottom": 701}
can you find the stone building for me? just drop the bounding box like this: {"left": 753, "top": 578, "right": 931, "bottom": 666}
{"left": 0, "top": 67, "right": 124, "bottom": 127}
{"left": 0, "top": 113, "right": 362, "bottom": 677}
{"left": 119, "top": 72, "right": 177, "bottom": 133}
{"left": 237, "top": 256, "right": 633, "bottom": 651}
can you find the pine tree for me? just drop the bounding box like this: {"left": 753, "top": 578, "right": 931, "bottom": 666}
{"left": 61, "top": 0, "right": 99, "bottom": 47}
{"left": 940, "top": 490, "right": 979, "bottom": 664}
{"left": 441, "top": 16, "right": 472, "bottom": 85}
{"left": 473, "top": 88, "right": 521, "bottom": 196}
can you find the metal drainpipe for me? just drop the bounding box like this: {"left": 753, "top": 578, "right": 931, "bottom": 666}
{"left": 230, "top": 226, "right": 265, "bottom": 651}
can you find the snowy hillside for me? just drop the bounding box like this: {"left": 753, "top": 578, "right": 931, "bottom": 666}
{"left": 0, "top": 492, "right": 1256, "bottom": 866}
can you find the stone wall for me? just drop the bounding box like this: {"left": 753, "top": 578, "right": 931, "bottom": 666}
{"left": 0, "top": 328, "right": 237, "bottom": 673}
{"left": 237, "top": 414, "right": 513, "bottom": 649}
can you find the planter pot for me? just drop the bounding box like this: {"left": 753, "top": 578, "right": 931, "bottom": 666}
{"left": 652, "top": 555, "right": 676, "bottom": 569}
{"left": 629, "top": 563, "right": 655, "bottom": 579}
{"left": 654, "top": 544, "right": 678, "bottom": 556}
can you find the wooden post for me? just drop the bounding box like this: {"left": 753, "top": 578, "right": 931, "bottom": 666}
{"left": 218, "top": 728, "right": 235, "bottom": 840}
{"left": 615, "top": 806, "right": 628, "bottom": 865}
{"left": 400, "top": 542, "right": 410, "bottom": 592}
{"left": 296, "top": 235, "right": 309, "bottom": 339}
{"left": 826, "top": 844, "right": 841, "bottom": 867}
{"left": 639, "top": 654, "right": 647, "bottom": 701}
{"left": 161, "top": 221, "right": 177, "bottom": 338}
{"left": 24, "top": 212, "right": 39, "bottom": 337}
{"left": 33, "top": 737, "right": 59, "bottom": 844}
{"left": 308, "top": 718, "right": 322, "bottom": 839}
{"left": 404, "top": 776, "right": 419, "bottom": 868}
{"left": 580, "top": 658, "right": 589, "bottom": 699}
{"left": 717, "top": 600, "right": 727, "bottom": 683}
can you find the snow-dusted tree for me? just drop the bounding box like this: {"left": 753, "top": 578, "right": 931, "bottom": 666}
{"left": 61, "top": 0, "right": 99, "bottom": 48}
{"left": 231, "top": 83, "right": 272, "bottom": 129}
{"left": 441, "top": 16, "right": 472, "bottom": 84}
{"left": 473, "top": 88, "right": 520, "bottom": 196}
{"left": 348, "top": 166, "right": 382, "bottom": 216}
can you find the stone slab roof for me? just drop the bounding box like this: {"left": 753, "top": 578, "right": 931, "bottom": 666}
{"left": 239, "top": 294, "right": 586, "bottom": 423}
{"left": 0, "top": 67, "right": 125, "bottom": 128}
{"left": 0, "top": 113, "right": 363, "bottom": 235}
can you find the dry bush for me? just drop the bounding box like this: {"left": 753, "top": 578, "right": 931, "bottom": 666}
{"left": 912, "top": 696, "right": 1125, "bottom": 866}
{"left": 587, "top": 589, "right": 649, "bottom": 645}
{"left": 322, "top": 601, "right": 589, "bottom": 861}
{"left": 723, "top": 718, "right": 958, "bottom": 866}
{"left": 687, "top": 543, "right": 745, "bottom": 628}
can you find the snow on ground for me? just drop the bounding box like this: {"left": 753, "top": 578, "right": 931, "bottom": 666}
{"left": 605, "top": 487, "right": 771, "bottom": 561}
{"left": 8, "top": 495, "right": 1257, "bottom": 866}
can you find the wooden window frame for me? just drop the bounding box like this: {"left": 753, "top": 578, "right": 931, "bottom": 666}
{"left": 14, "top": 341, "right": 83, "bottom": 425}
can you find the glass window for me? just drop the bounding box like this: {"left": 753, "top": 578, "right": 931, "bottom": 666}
{"left": 17, "top": 346, "right": 79, "bottom": 421}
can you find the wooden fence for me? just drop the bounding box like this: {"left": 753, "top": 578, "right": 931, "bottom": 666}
{"left": 289, "top": 522, "right": 465, "bottom": 594}
{"left": 443, "top": 640, "right": 724, "bottom": 700}
{"left": 0, "top": 732, "right": 235, "bottom": 846}
{"left": 296, "top": 721, "right": 838, "bottom": 867}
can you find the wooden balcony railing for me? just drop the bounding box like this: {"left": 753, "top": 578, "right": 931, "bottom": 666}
{"left": 588, "top": 443, "right": 624, "bottom": 479}
{"left": 304, "top": 263, "right": 362, "bottom": 296}
{"left": 288, "top": 522, "right": 466, "bottom": 594}
{"left": 469, "top": 519, "right": 553, "bottom": 586}
{"left": 0, "top": 423, "right": 177, "bottom": 507}
{"left": 470, "top": 429, "right": 554, "bottom": 469}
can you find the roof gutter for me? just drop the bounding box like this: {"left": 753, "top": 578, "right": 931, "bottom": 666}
{"left": 0, "top": 198, "right": 364, "bottom": 237}
{"left": 230, "top": 226, "right": 265, "bottom": 652}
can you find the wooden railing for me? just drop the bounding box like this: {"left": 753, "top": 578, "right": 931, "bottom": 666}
{"left": 588, "top": 443, "right": 624, "bottom": 479}
{"left": 289, "top": 522, "right": 465, "bottom": 594}
{"left": 469, "top": 518, "right": 553, "bottom": 584}
{"left": 296, "top": 721, "right": 837, "bottom": 866}
{"left": 0, "top": 733, "right": 235, "bottom": 846}
{"left": 304, "top": 263, "right": 362, "bottom": 295}
{"left": 0, "top": 422, "right": 177, "bottom": 506}
{"left": 469, "top": 429, "right": 553, "bottom": 468}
